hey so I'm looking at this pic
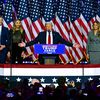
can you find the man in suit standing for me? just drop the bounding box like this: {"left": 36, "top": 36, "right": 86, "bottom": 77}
{"left": 0, "top": 16, "right": 10, "bottom": 64}
{"left": 19, "top": 22, "right": 80, "bottom": 64}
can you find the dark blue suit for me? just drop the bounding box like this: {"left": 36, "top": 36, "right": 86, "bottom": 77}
{"left": 0, "top": 26, "right": 9, "bottom": 63}
{"left": 26, "top": 31, "right": 73, "bottom": 64}
{"left": 26, "top": 31, "right": 73, "bottom": 46}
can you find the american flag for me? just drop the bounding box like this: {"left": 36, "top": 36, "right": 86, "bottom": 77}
{"left": 54, "top": 0, "right": 71, "bottom": 63}
{"left": 3, "top": 0, "right": 14, "bottom": 29}
{"left": 1, "top": 0, "right": 100, "bottom": 63}
{"left": 68, "top": 0, "right": 84, "bottom": 64}
{"left": 12, "top": 0, "right": 20, "bottom": 14}
{"left": 17, "top": 0, "right": 38, "bottom": 61}
{"left": 0, "top": 0, "right": 4, "bottom": 16}
{"left": 80, "top": 0, "right": 98, "bottom": 60}
{"left": 28, "top": 0, "right": 45, "bottom": 55}
{"left": 96, "top": 0, "right": 100, "bottom": 22}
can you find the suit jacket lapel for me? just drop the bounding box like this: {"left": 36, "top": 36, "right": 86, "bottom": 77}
{"left": 41, "top": 31, "right": 46, "bottom": 44}
{"left": 52, "top": 31, "right": 56, "bottom": 44}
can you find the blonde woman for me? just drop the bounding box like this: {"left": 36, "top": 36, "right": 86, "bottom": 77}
{"left": 10, "top": 19, "right": 25, "bottom": 64}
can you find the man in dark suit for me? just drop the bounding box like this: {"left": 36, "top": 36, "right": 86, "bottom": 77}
{"left": 19, "top": 22, "right": 80, "bottom": 64}
{"left": 0, "top": 16, "right": 10, "bottom": 63}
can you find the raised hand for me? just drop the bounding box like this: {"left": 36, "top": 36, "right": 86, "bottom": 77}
{"left": 18, "top": 42, "right": 26, "bottom": 47}
{"left": 73, "top": 43, "right": 80, "bottom": 48}
{"left": 0, "top": 45, "right": 6, "bottom": 51}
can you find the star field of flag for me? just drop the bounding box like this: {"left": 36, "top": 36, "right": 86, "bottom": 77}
{"left": 82, "top": 0, "right": 97, "bottom": 22}
{"left": 17, "top": 0, "right": 29, "bottom": 20}
{"left": 97, "top": 0, "right": 100, "bottom": 16}
{"left": 29, "top": 0, "right": 41, "bottom": 22}
{"left": 57, "top": 0, "right": 68, "bottom": 23}
{"left": 12, "top": 0, "right": 20, "bottom": 14}
{"left": 4, "top": 0, "right": 13, "bottom": 24}
{"left": 69, "top": 0, "right": 81, "bottom": 22}
{"left": 0, "top": 0, "right": 4, "bottom": 16}
{"left": 1, "top": 76, "right": 100, "bottom": 84}
{"left": 43, "top": 0, "right": 55, "bottom": 22}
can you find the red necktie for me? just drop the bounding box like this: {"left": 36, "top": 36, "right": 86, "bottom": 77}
{"left": 48, "top": 32, "right": 51, "bottom": 44}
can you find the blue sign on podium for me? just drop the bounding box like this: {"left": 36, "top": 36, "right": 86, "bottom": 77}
{"left": 34, "top": 44, "right": 65, "bottom": 54}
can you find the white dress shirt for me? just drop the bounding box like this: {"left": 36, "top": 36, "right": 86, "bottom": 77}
{"left": 0, "top": 25, "right": 2, "bottom": 44}
{"left": 46, "top": 31, "right": 53, "bottom": 44}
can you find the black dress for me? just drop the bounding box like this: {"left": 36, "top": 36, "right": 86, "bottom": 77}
{"left": 10, "top": 29, "right": 25, "bottom": 64}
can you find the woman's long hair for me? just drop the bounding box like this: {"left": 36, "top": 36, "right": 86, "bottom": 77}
{"left": 12, "top": 19, "right": 23, "bottom": 34}
{"left": 92, "top": 21, "right": 99, "bottom": 30}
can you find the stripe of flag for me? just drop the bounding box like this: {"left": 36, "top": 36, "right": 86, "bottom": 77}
{"left": 54, "top": 16, "right": 71, "bottom": 63}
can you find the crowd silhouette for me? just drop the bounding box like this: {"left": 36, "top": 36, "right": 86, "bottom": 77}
{"left": 0, "top": 77, "right": 100, "bottom": 100}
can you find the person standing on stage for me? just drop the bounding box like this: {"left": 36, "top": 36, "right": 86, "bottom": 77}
{"left": 9, "top": 19, "right": 25, "bottom": 64}
{"left": 19, "top": 22, "right": 80, "bottom": 64}
{"left": 86, "top": 21, "right": 100, "bottom": 64}
{"left": 0, "top": 16, "right": 10, "bottom": 64}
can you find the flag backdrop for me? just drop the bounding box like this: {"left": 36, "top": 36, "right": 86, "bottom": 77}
{"left": 0, "top": 0, "right": 100, "bottom": 64}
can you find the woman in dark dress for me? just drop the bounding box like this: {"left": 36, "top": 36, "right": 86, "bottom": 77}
{"left": 10, "top": 19, "right": 25, "bottom": 64}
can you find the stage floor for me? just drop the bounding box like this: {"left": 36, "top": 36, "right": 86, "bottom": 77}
{"left": 0, "top": 63, "right": 100, "bottom": 68}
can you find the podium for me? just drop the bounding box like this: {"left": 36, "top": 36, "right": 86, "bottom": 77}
{"left": 43, "top": 56, "right": 56, "bottom": 64}
{"left": 34, "top": 44, "right": 65, "bottom": 64}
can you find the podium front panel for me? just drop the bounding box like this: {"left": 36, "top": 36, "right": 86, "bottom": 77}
{"left": 34, "top": 44, "right": 65, "bottom": 54}
{"left": 43, "top": 56, "right": 56, "bottom": 64}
